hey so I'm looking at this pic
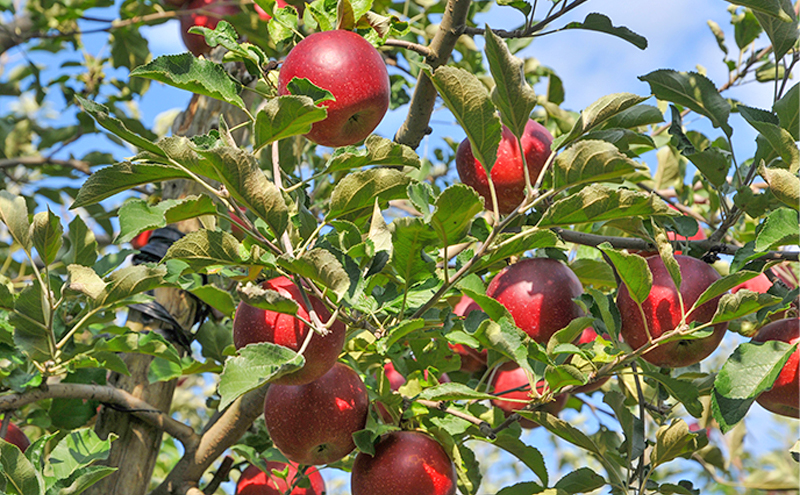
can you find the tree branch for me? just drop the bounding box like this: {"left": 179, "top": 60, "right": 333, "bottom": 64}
{"left": 0, "top": 156, "right": 92, "bottom": 175}
{"left": 394, "top": 0, "right": 473, "bottom": 149}
{"left": 383, "top": 39, "right": 433, "bottom": 57}
{"left": 462, "top": 0, "right": 590, "bottom": 38}
{"left": 0, "top": 383, "right": 199, "bottom": 450}
{"left": 0, "top": 13, "right": 33, "bottom": 55}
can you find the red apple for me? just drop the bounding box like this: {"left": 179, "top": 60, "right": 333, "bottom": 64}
{"left": 131, "top": 230, "right": 152, "bottom": 250}
{"left": 278, "top": 30, "right": 390, "bottom": 148}
{"left": 351, "top": 431, "right": 457, "bottom": 495}
{"left": 617, "top": 255, "right": 728, "bottom": 368}
{"left": 180, "top": 0, "right": 241, "bottom": 56}
{"left": 264, "top": 362, "right": 368, "bottom": 465}
{"left": 1, "top": 422, "right": 30, "bottom": 453}
{"left": 486, "top": 257, "right": 584, "bottom": 344}
{"left": 448, "top": 295, "right": 488, "bottom": 372}
{"left": 236, "top": 461, "right": 324, "bottom": 495}
{"left": 456, "top": 119, "right": 553, "bottom": 214}
{"left": 233, "top": 276, "right": 345, "bottom": 386}
{"left": 571, "top": 328, "right": 611, "bottom": 394}
{"left": 751, "top": 318, "right": 799, "bottom": 418}
{"left": 491, "top": 362, "right": 568, "bottom": 429}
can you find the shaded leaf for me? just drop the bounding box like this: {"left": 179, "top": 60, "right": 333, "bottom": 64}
{"left": 551, "top": 140, "right": 645, "bottom": 190}
{"left": 71, "top": 162, "right": 191, "bottom": 209}
{"left": 76, "top": 97, "right": 164, "bottom": 155}
{"left": 218, "top": 343, "right": 304, "bottom": 410}
{"left": 563, "top": 12, "right": 647, "bottom": 50}
{"left": 254, "top": 95, "right": 327, "bottom": 147}
{"left": 324, "top": 135, "right": 421, "bottom": 174}
{"left": 555, "top": 93, "right": 649, "bottom": 149}
{"left": 597, "top": 242, "right": 652, "bottom": 304}
{"left": 164, "top": 230, "right": 252, "bottom": 272}
{"left": 328, "top": 168, "right": 410, "bottom": 221}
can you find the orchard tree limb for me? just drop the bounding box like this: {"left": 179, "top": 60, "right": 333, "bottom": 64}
{"left": 150, "top": 385, "right": 270, "bottom": 495}
{"left": 383, "top": 39, "right": 433, "bottom": 57}
{"left": 462, "top": 0, "right": 590, "bottom": 38}
{"left": 0, "top": 156, "right": 92, "bottom": 175}
{"left": 393, "top": 0, "right": 473, "bottom": 149}
{"left": 0, "top": 383, "right": 199, "bottom": 450}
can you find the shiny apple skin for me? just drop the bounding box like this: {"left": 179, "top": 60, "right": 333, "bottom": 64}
{"left": 351, "top": 431, "right": 457, "bottom": 495}
{"left": 2, "top": 422, "right": 30, "bottom": 453}
{"left": 233, "top": 276, "right": 345, "bottom": 386}
{"left": 236, "top": 462, "right": 324, "bottom": 495}
{"left": 456, "top": 120, "right": 553, "bottom": 215}
{"left": 491, "top": 362, "right": 568, "bottom": 429}
{"left": 449, "top": 295, "right": 488, "bottom": 372}
{"left": 180, "top": 0, "right": 240, "bottom": 56}
{"left": 277, "top": 30, "right": 390, "bottom": 148}
{"left": 617, "top": 255, "right": 728, "bottom": 368}
{"left": 486, "top": 258, "right": 584, "bottom": 344}
{"left": 264, "top": 363, "right": 368, "bottom": 465}
{"left": 751, "top": 318, "right": 800, "bottom": 418}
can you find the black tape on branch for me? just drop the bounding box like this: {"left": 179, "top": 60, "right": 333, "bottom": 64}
{"left": 128, "top": 301, "right": 193, "bottom": 351}
{"left": 132, "top": 227, "right": 185, "bottom": 265}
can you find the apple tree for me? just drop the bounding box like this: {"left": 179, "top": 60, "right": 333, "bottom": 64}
{"left": 0, "top": 0, "right": 798, "bottom": 494}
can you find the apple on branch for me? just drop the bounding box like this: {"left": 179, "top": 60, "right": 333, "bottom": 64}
{"left": 236, "top": 461, "right": 324, "bottom": 495}
{"left": 233, "top": 276, "right": 345, "bottom": 386}
{"left": 751, "top": 318, "right": 799, "bottom": 419}
{"left": 617, "top": 255, "right": 728, "bottom": 368}
{"left": 456, "top": 119, "right": 553, "bottom": 214}
{"left": 278, "top": 30, "right": 390, "bottom": 148}
{"left": 264, "top": 362, "right": 369, "bottom": 465}
{"left": 351, "top": 430, "right": 457, "bottom": 495}
{"left": 491, "top": 362, "right": 568, "bottom": 429}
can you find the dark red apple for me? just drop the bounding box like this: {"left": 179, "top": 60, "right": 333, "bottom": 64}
{"left": 751, "top": 318, "right": 799, "bottom": 418}
{"left": 571, "top": 328, "right": 611, "bottom": 394}
{"left": 236, "top": 461, "right": 324, "bottom": 495}
{"left": 180, "top": 0, "right": 241, "bottom": 56}
{"left": 486, "top": 257, "right": 584, "bottom": 344}
{"left": 617, "top": 255, "right": 727, "bottom": 368}
{"left": 278, "top": 30, "right": 390, "bottom": 148}
{"left": 351, "top": 430, "right": 457, "bottom": 495}
{"left": 1, "top": 422, "right": 30, "bottom": 453}
{"left": 131, "top": 230, "right": 152, "bottom": 250}
{"left": 233, "top": 276, "right": 345, "bottom": 386}
{"left": 456, "top": 119, "right": 553, "bottom": 214}
{"left": 264, "top": 362, "right": 368, "bottom": 465}
{"left": 448, "top": 295, "right": 488, "bottom": 372}
{"left": 491, "top": 362, "right": 568, "bottom": 429}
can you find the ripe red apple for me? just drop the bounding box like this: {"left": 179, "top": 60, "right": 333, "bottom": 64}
{"left": 456, "top": 119, "right": 553, "bottom": 214}
{"left": 233, "top": 276, "right": 345, "bottom": 386}
{"left": 491, "top": 362, "right": 568, "bottom": 429}
{"left": 236, "top": 461, "right": 324, "bottom": 494}
{"left": 751, "top": 318, "right": 799, "bottom": 418}
{"left": 449, "top": 295, "right": 488, "bottom": 372}
{"left": 278, "top": 30, "right": 390, "bottom": 148}
{"left": 351, "top": 431, "right": 457, "bottom": 495}
{"left": 486, "top": 257, "right": 584, "bottom": 344}
{"left": 264, "top": 362, "right": 368, "bottom": 465}
{"left": 571, "top": 328, "right": 611, "bottom": 394}
{"left": 131, "top": 230, "right": 152, "bottom": 250}
{"left": 180, "top": 0, "right": 241, "bottom": 56}
{"left": 1, "top": 422, "right": 30, "bottom": 453}
{"left": 617, "top": 255, "right": 728, "bottom": 368}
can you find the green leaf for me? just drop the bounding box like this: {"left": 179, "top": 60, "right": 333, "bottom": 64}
{"left": 30, "top": 208, "right": 62, "bottom": 266}
{"left": 481, "top": 228, "right": 559, "bottom": 268}
{"left": 638, "top": 70, "right": 732, "bottom": 136}
{"left": 597, "top": 242, "right": 652, "bottom": 304}
{"left": 417, "top": 382, "right": 496, "bottom": 402}
{"left": 484, "top": 434, "right": 548, "bottom": 486}
{"left": 48, "top": 428, "right": 116, "bottom": 481}
{"left": 604, "top": 391, "right": 645, "bottom": 461}
{"left": 711, "top": 290, "right": 783, "bottom": 324}
{"left": 554, "top": 467, "right": 606, "bottom": 493}
{"left": 194, "top": 146, "right": 289, "bottom": 238}
{"left": 554, "top": 93, "right": 649, "bottom": 149}
{"left": 238, "top": 282, "right": 299, "bottom": 315}
{"left": 562, "top": 12, "right": 647, "bottom": 50}
{"left": 328, "top": 168, "right": 410, "bottom": 221}
{"left": 601, "top": 104, "right": 665, "bottom": 129}
{"left": 752, "top": 0, "right": 799, "bottom": 60}
{"left": 759, "top": 165, "right": 800, "bottom": 210}
{"left": 692, "top": 270, "right": 760, "bottom": 310}
{"left": 774, "top": 83, "right": 799, "bottom": 140}
{"left": 0, "top": 438, "right": 42, "bottom": 495}
{"left": 725, "top": 0, "right": 795, "bottom": 21}
{"left": 116, "top": 196, "right": 217, "bottom": 244}
{"left": 11, "top": 279, "right": 51, "bottom": 361}
{"left": 268, "top": 3, "right": 300, "bottom": 43}
{"left": 428, "top": 65, "right": 502, "bottom": 174}
{"left": 375, "top": 319, "right": 425, "bottom": 354}
{"left": 756, "top": 207, "right": 800, "bottom": 251}
{"left": 431, "top": 185, "right": 484, "bottom": 247}
{"left": 254, "top": 95, "right": 327, "bottom": 148}
{"left": 389, "top": 217, "right": 438, "bottom": 285}
{"left": 739, "top": 105, "right": 799, "bottom": 171}
{"left": 484, "top": 26, "right": 537, "bottom": 138}
{"left": 276, "top": 248, "right": 351, "bottom": 301}
{"left": 712, "top": 340, "right": 795, "bottom": 432}
{"left": 76, "top": 97, "right": 164, "bottom": 155}
{"left": 52, "top": 465, "right": 117, "bottom": 495}
{"left": 0, "top": 191, "right": 31, "bottom": 252}
{"left": 569, "top": 258, "right": 617, "bottom": 289}
{"left": 496, "top": 483, "right": 548, "bottom": 495}
{"left": 685, "top": 146, "right": 731, "bottom": 187}
{"left": 651, "top": 419, "right": 704, "bottom": 467}
{"left": 130, "top": 54, "right": 245, "bottom": 110}
{"left": 164, "top": 230, "right": 252, "bottom": 272}
{"left": 537, "top": 184, "right": 679, "bottom": 227}
{"left": 195, "top": 320, "right": 234, "bottom": 364}
{"left": 95, "top": 265, "right": 167, "bottom": 309}
{"left": 639, "top": 369, "right": 704, "bottom": 418}
{"left": 189, "top": 285, "right": 237, "bottom": 318}
{"left": 218, "top": 342, "right": 305, "bottom": 410}
{"left": 324, "top": 135, "right": 421, "bottom": 174}
{"left": 63, "top": 216, "right": 98, "bottom": 267}
{"left": 71, "top": 162, "right": 191, "bottom": 209}
{"left": 94, "top": 332, "right": 182, "bottom": 364}
{"left": 551, "top": 140, "right": 645, "bottom": 190}
{"left": 546, "top": 316, "right": 595, "bottom": 355}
